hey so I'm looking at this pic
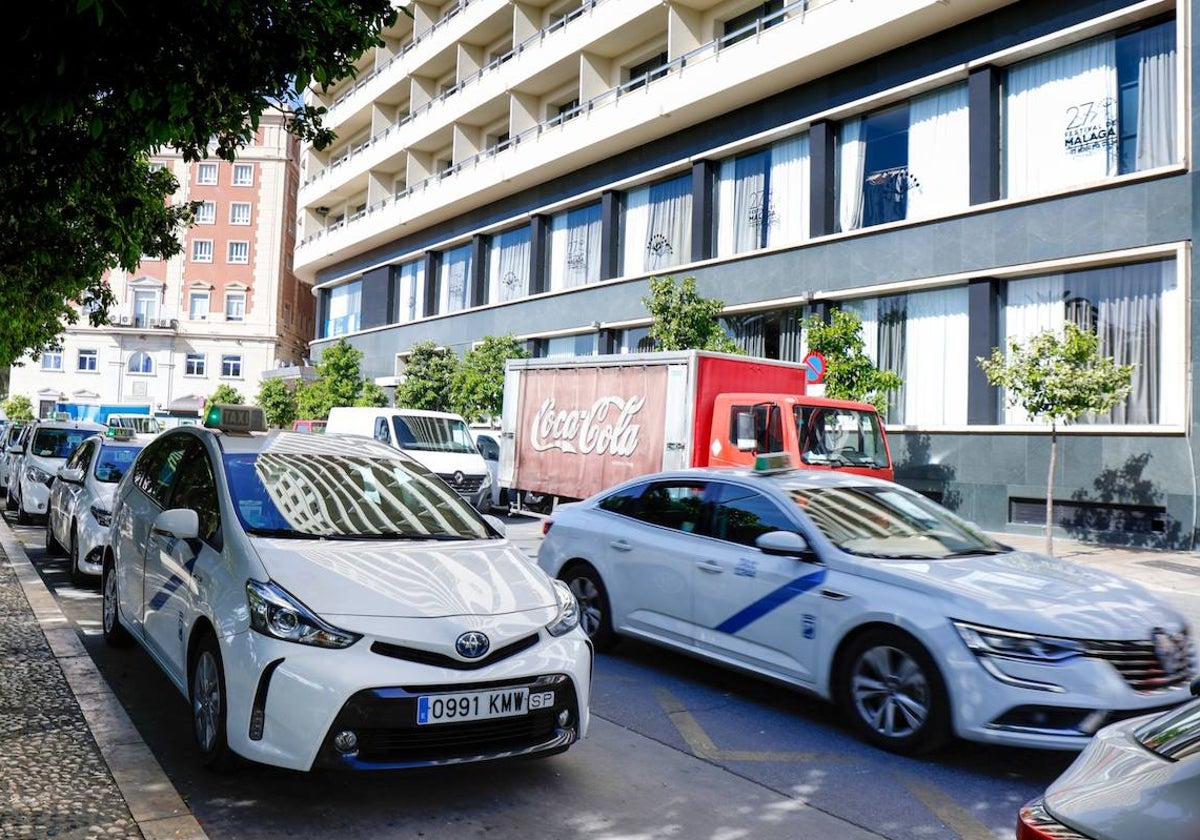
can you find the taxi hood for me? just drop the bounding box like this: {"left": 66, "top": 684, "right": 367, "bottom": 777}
{"left": 249, "top": 537, "right": 556, "bottom": 618}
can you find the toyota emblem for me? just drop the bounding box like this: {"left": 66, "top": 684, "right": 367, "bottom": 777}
{"left": 455, "top": 631, "right": 490, "bottom": 659}
{"left": 453, "top": 470, "right": 465, "bottom": 487}
{"left": 1152, "top": 628, "right": 1184, "bottom": 674}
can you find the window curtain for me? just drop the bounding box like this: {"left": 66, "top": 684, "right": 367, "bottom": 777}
{"left": 440, "top": 246, "right": 471, "bottom": 313}
{"left": 722, "top": 312, "right": 766, "bottom": 356}
{"left": 777, "top": 307, "right": 805, "bottom": 362}
{"left": 622, "top": 187, "right": 649, "bottom": 273}
{"left": 906, "top": 83, "right": 969, "bottom": 220}
{"left": 767, "top": 135, "right": 809, "bottom": 248}
{"left": 397, "top": 261, "right": 423, "bottom": 322}
{"left": 902, "top": 287, "right": 969, "bottom": 424}
{"left": 877, "top": 296, "right": 907, "bottom": 424}
{"left": 550, "top": 204, "right": 602, "bottom": 289}
{"left": 625, "top": 176, "right": 692, "bottom": 273}
{"left": 327, "top": 281, "right": 361, "bottom": 336}
{"left": 1005, "top": 36, "right": 1117, "bottom": 198}
{"left": 716, "top": 151, "right": 767, "bottom": 255}
{"left": 1134, "top": 23, "right": 1177, "bottom": 171}
{"left": 837, "top": 117, "right": 865, "bottom": 232}
{"left": 490, "top": 227, "right": 531, "bottom": 303}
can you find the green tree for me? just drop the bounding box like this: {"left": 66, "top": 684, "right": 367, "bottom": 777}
{"left": 317, "top": 339, "right": 369, "bottom": 408}
{"left": 256, "top": 377, "right": 297, "bottom": 429}
{"left": 204, "top": 384, "right": 245, "bottom": 419}
{"left": 978, "top": 323, "right": 1133, "bottom": 556}
{"left": 803, "top": 309, "right": 903, "bottom": 415}
{"left": 355, "top": 380, "right": 390, "bottom": 408}
{"left": 294, "top": 380, "right": 332, "bottom": 422}
{"left": 451, "top": 335, "right": 530, "bottom": 424}
{"left": 642, "top": 275, "right": 740, "bottom": 353}
{"left": 395, "top": 341, "right": 460, "bottom": 411}
{"left": 2, "top": 394, "right": 34, "bottom": 422}
{"left": 0, "top": 1, "right": 400, "bottom": 370}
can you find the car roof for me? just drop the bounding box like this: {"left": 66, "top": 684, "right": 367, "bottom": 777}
{"left": 598, "top": 465, "right": 897, "bottom": 495}
{"left": 30, "top": 420, "right": 107, "bottom": 432}
{"left": 176, "top": 426, "right": 413, "bottom": 461}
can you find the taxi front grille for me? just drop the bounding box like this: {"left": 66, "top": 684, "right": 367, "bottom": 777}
{"left": 1084, "top": 631, "right": 1194, "bottom": 693}
{"left": 436, "top": 472, "right": 485, "bottom": 494}
{"left": 370, "top": 633, "right": 539, "bottom": 670}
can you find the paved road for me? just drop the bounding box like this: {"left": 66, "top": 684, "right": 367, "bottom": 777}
{"left": 4, "top": 510, "right": 1098, "bottom": 840}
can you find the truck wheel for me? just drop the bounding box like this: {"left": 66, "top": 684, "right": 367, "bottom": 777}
{"left": 561, "top": 562, "right": 616, "bottom": 651}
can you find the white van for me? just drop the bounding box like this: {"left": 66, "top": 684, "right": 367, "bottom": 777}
{"left": 325, "top": 407, "right": 494, "bottom": 511}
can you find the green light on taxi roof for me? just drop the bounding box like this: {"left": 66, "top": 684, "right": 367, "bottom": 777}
{"left": 754, "top": 452, "right": 794, "bottom": 472}
{"left": 205, "top": 405, "right": 223, "bottom": 427}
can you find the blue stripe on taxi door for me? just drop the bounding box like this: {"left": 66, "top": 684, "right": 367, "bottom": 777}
{"left": 714, "top": 568, "right": 827, "bottom": 634}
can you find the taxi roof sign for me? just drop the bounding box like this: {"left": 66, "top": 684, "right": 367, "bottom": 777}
{"left": 204, "top": 404, "right": 268, "bottom": 433}
{"left": 105, "top": 426, "right": 136, "bottom": 441}
{"left": 753, "top": 452, "right": 795, "bottom": 473}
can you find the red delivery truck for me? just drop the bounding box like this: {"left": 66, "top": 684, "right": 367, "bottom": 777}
{"left": 499, "top": 350, "right": 892, "bottom": 512}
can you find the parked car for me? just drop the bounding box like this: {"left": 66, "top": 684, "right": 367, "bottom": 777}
{"left": 1018, "top": 679, "right": 1200, "bottom": 840}
{"left": 537, "top": 460, "right": 1197, "bottom": 755}
{"left": 102, "top": 405, "right": 591, "bottom": 772}
{"left": 1, "top": 422, "right": 29, "bottom": 498}
{"left": 6, "top": 419, "right": 105, "bottom": 524}
{"left": 471, "top": 429, "right": 504, "bottom": 513}
{"left": 291, "top": 419, "right": 327, "bottom": 434}
{"left": 46, "top": 428, "right": 146, "bottom": 585}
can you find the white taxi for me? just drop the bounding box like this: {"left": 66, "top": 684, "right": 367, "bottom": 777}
{"left": 537, "top": 458, "right": 1196, "bottom": 755}
{"left": 102, "top": 406, "right": 591, "bottom": 772}
{"left": 9, "top": 418, "right": 106, "bottom": 524}
{"left": 46, "top": 427, "right": 146, "bottom": 585}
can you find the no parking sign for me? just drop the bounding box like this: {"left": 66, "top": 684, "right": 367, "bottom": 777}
{"left": 802, "top": 351, "right": 826, "bottom": 385}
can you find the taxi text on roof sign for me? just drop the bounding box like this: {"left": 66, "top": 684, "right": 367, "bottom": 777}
{"left": 105, "top": 426, "right": 136, "bottom": 441}
{"left": 204, "top": 404, "right": 268, "bottom": 433}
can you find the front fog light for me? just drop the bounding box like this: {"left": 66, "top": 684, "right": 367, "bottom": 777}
{"left": 557, "top": 710, "right": 570, "bottom": 727}
{"left": 333, "top": 730, "right": 358, "bottom": 754}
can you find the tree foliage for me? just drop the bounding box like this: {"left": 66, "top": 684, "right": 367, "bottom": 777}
{"left": 291, "top": 339, "right": 384, "bottom": 418}
{"left": 2, "top": 394, "right": 34, "bottom": 422}
{"left": 256, "top": 377, "right": 297, "bottom": 429}
{"left": 356, "top": 380, "right": 390, "bottom": 408}
{"left": 0, "top": 1, "right": 399, "bottom": 369}
{"left": 978, "top": 322, "right": 1133, "bottom": 554}
{"left": 203, "top": 384, "right": 245, "bottom": 419}
{"left": 451, "top": 335, "right": 530, "bottom": 424}
{"left": 395, "top": 341, "right": 460, "bottom": 411}
{"left": 642, "top": 276, "right": 740, "bottom": 353}
{"left": 804, "top": 309, "right": 903, "bottom": 415}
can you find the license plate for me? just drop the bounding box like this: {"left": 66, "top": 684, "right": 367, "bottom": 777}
{"left": 416, "top": 687, "right": 532, "bottom": 725}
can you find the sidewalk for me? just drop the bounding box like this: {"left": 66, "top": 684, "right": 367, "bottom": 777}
{"left": 0, "top": 520, "right": 207, "bottom": 840}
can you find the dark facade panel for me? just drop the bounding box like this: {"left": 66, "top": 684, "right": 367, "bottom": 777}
{"left": 358, "top": 266, "right": 394, "bottom": 331}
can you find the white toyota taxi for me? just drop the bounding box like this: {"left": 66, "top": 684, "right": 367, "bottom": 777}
{"left": 103, "top": 406, "right": 591, "bottom": 772}
{"left": 537, "top": 456, "right": 1196, "bottom": 755}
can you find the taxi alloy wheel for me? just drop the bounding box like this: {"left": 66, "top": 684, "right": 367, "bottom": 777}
{"left": 840, "top": 629, "right": 949, "bottom": 755}
{"left": 101, "top": 560, "right": 133, "bottom": 648}
{"left": 191, "top": 634, "right": 235, "bottom": 771}
{"left": 562, "top": 562, "right": 616, "bottom": 651}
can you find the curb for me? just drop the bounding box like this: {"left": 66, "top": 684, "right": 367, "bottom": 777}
{"left": 0, "top": 521, "right": 209, "bottom": 840}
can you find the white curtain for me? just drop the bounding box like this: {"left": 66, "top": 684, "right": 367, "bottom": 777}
{"left": 622, "top": 187, "right": 649, "bottom": 274}
{"left": 1002, "top": 273, "right": 1069, "bottom": 424}
{"left": 906, "top": 83, "right": 969, "bottom": 220}
{"left": 903, "top": 287, "right": 969, "bottom": 424}
{"left": 490, "top": 227, "right": 531, "bottom": 303}
{"left": 397, "top": 260, "right": 424, "bottom": 322}
{"left": 841, "top": 299, "right": 879, "bottom": 367}
{"left": 716, "top": 151, "right": 766, "bottom": 255}
{"left": 645, "top": 176, "right": 692, "bottom": 271}
{"left": 837, "top": 117, "right": 865, "bottom": 232}
{"left": 767, "top": 134, "right": 809, "bottom": 247}
{"left": 550, "top": 204, "right": 602, "bottom": 289}
{"left": 1134, "top": 22, "right": 1177, "bottom": 171}
{"left": 1096, "top": 263, "right": 1160, "bottom": 423}
{"left": 1005, "top": 36, "right": 1117, "bottom": 198}
{"left": 440, "top": 246, "right": 471, "bottom": 313}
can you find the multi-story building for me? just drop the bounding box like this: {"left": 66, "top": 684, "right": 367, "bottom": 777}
{"left": 296, "top": 0, "right": 1194, "bottom": 548}
{"left": 9, "top": 109, "right": 313, "bottom": 422}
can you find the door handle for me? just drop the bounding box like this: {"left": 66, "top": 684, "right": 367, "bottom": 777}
{"left": 696, "top": 560, "right": 723, "bottom": 574}
{"left": 609, "top": 539, "right": 632, "bottom": 552}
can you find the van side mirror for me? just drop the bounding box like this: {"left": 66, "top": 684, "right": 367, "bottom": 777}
{"left": 755, "top": 530, "right": 815, "bottom": 559}
{"left": 735, "top": 412, "right": 756, "bottom": 452}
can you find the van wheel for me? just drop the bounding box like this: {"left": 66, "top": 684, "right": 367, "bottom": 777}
{"left": 561, "top": 562, "right": 616, "bottom": 651}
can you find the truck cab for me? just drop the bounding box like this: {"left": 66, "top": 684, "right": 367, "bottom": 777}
{"left": 708, "top": 393, "right": 893, "bottom": 481}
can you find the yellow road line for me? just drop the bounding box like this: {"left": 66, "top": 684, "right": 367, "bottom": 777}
{"left": 898, "top": 773, "right": 997, "bottom": 840}
{"left": 654, "top": 687, "right": 828, "bottom": 762}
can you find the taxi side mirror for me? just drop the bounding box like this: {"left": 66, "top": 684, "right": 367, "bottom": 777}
{"left": 57, "top": 466, "right": 85, "bottom": 484}
{"left": 151, "top": 508, "right": 199, "bottom": 541}
{"left": 756, "top": 530, "right": 815, "bottom": 559}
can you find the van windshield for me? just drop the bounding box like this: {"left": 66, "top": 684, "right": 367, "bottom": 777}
{"left": 392, "top": 416, "right": 479, "bottom": 454}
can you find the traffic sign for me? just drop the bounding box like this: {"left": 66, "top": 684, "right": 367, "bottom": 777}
{"left": 802, "top": 351, "right": 826, "bottom": 385}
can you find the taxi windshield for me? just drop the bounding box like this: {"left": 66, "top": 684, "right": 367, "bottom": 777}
{"left": 94, "top": 445, "right": 142, "bottom": 484}
{"left": 786, "top": 484, "right": 1005, "bottom": 559}
{"left": 31, "top": 428, "right": 94, "bottom": 459}
{"left": 222, "top": 449, "right": 491, "bottom": 541}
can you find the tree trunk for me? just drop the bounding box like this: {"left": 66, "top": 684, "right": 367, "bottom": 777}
{"left": 1045, "top": 423, "right": 1057, "bottom": 557}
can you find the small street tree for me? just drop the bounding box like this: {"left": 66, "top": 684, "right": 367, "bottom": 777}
{"left": 356, "top": 380, "right": 390, "bottom": 408}
{"left": 395, "top": 341, "right": 460, "bottom": 411}
{"left": 978, "top": 323, "right": 1133, "bottom": 556}
{"left": 204, "top": 384, "right": 244, "bottom": 419}
{"left": 2, "top": 394, "right": 34, "bottom": 422}
{"left": 256, "top": 377, "right": 297, "bottom": 429}
{"left": 293, "top": 339, "right": 381, "bottom": 419}
{"left": 804, "top": 309, "right": 902, "bottom": 415}
{"left": 451, "top": 335, "right": 530, "bottom": 424}
{"left": 642, "top": 275, "right": 740, "bottom": 353}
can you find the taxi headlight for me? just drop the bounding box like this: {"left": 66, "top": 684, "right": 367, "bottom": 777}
{"left": 26, "top": 465, "right": 52, "bottom": 485}
{"left": 545, "top": 579, "right": 581, "bottom": 637}
{"left": 954, "top": 621, "right": 1082, "bottom": 662}
{"left": 246, "top": 580, "right": 361, "bottom": 649}
{"left": 89, "top": 504, "right": 112, "bottom": 528}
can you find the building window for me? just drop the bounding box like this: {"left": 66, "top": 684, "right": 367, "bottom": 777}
{"left": 326, "top": 280, "right": 361, "bottom": 337}
{"left": 439, "top": 244, "right": 472, "bottom": 313}
{"left": 999, "top": 259, "right": 1179, "bottom": 425}
{"left": 721, "top": 307, "right": 806, "bottom": 362}
{"left": 618, "top": 326, "right": 654, "bottom": 354}
{"left": 232, "top": 164, "right": 253, "bottom": 186}
{"left": 229, "top": 202, "right": 251, "bottom": 225}
{"left": 716, "top": 134, "right": 809, "bottom": 256}
{"left": 225, "top": 291, "right": 246, "bottom": 322}
{"left": 192, "top": 239, "right": 214, "bottom": 263}
{"left": 195, "top": 201, "right": 216, "bottom": 225}
{"left": 41, "top": 350, "right": 63, "bottom": 371}
{"left": 488, "top": 226, "right": 531, "bottom": 303}
{"left": 549, "top": 202, "right": 602, "bottom": 290}
{"left": 838, "top": 82, "right": 968, "bottom": 231}
{"left": 1004, "top": 21, "right": 1176, "bottom": 199}
{"left": 77, "top": 349, "right": 98, "bottom": 372}
{"left": 843, "top": 288, "right": 970, "bottom": 426}
{"left": 185, "top": 353, "right": 206, "bottom": 376}
{"left": 227, "top": 241, "right": 249, "bottom": 264}
{"left": 189, "top": 291, "right": 210, "bottom": 320}
{"left": 624, "top": 51, "right": 668, "bottom": 92}
{"left": 197, "top": 162, "right": 218, "bottom": 185}
{"left": 623, "top": 174, "right": 693, "bottom": 274}
{"left": 221, "top": 354, "right": 242, "bottom": 378}
{"left": 394, "top": 261, "right": 424, "bottom": 323}
{"left": 554, "top": 98, "right": 580, "bottom": 124}
{"left": 133, "top": 289, "right": 157, "bottom": 328}
{"left": 544, "top": 334, "right": 596, "bottom": 358}
{"left": 723, "top": 1, "right": 785, "bottom": 46}
{"left": 128, "top": 351, "right": 154, "bottom": 375}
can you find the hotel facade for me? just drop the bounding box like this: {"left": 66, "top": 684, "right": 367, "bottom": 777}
{"left": 296, "top": 0, "right": 1194, "bottom": 548}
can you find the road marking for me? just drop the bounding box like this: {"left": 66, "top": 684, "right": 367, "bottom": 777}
{"left": 654, "top": 687, "right": 830, "bottom": 762}
{"left": 898, "top": 773, "right": 996, "bottom": 840}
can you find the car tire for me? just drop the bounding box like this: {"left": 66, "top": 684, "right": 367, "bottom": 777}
{"left": 101, "top": 558, "right": 134, "bottom": 648}
{"left": 16, "top": 499, "right": 31, "bottom": 526}
{"left": 5, "top": 490, "right": 15, "bottom": 511}
{"left": 45, "top": 514, "right": 63, "bottom": 556}
{"left": 560, "top": 562, "right": 617, "bottom": 652}
{"left": 68, "top": 525, "right": 88, "bottom": 588}
{"left": 190, "top": 632, "right": 236, "bottom": 772}
{"left": 837, "top": 628, "right": 950, "bottom": 755}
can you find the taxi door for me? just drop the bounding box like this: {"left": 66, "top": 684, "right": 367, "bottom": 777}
{"left": 50, "top": 439, "right": 94, "bottom": 549}
{"left": 691, "top": 480, "right": 825, "bottom": 686}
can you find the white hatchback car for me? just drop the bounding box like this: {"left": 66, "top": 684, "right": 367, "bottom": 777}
{"left": 46, "top": 429, "right": 145, "bottom": 585}
{"left": 102, "top": 406, "right": 591, "bottom": 772}
{"left": 537, "top": 462, "right": 1197, "bottom": 755}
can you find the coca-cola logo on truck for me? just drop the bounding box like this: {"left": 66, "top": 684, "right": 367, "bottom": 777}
{"left": 530, "top": 395, "right": 645, "bottom": 456}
